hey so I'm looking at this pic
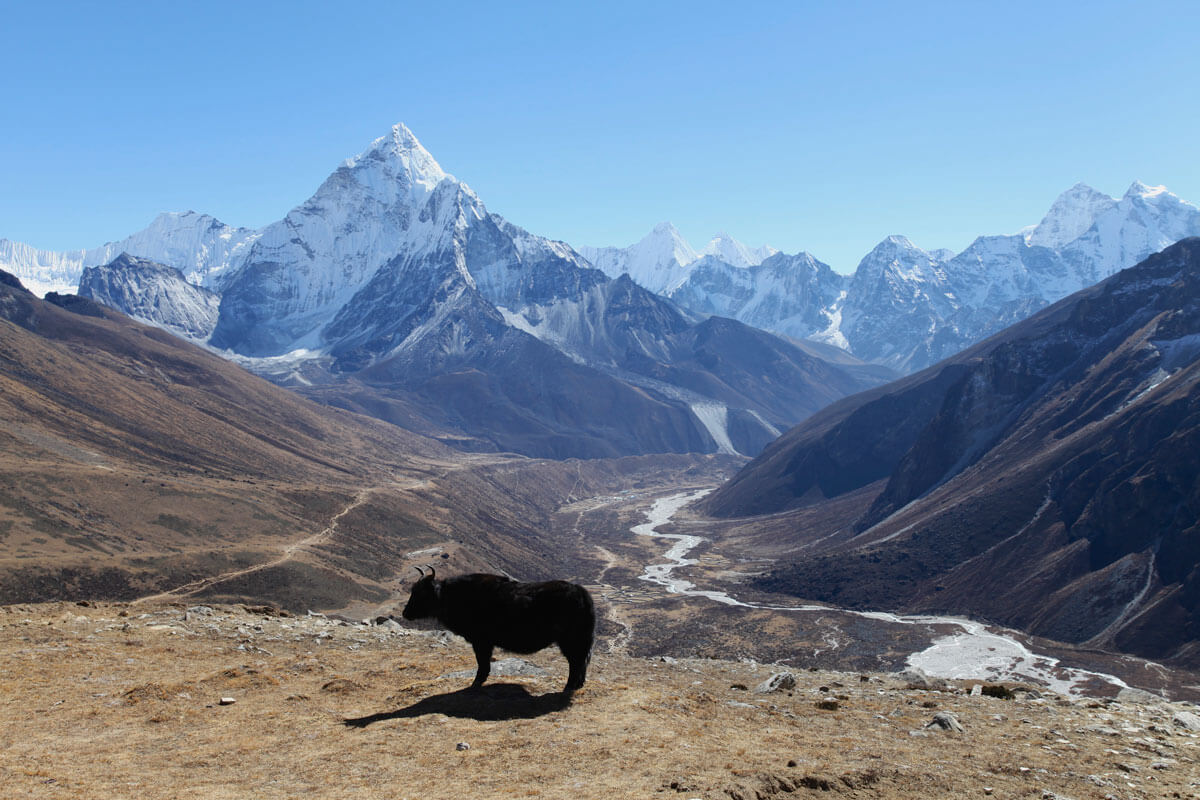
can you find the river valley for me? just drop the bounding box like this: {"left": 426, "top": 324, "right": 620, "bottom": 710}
{"left": 576, "top": 486, "right": 1200, "bottom": 702}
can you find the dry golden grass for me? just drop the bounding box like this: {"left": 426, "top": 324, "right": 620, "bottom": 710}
{"left": 0, "top": 602, "right": 1196, "bottom": 800}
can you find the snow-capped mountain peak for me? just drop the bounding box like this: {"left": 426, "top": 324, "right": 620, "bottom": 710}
{"left": 578, "top": 222, "right": 699, "bottom": 294}
{"left": 1026, "top": 183, "right": 1118, "bottom": 249}
{"left": 210, "top": 124, "right": 487, "bottom": 356}
{"left": 1124, "top": 180, "right": 1171, "bottom": 201}
{"left": 701, "top": 232, "right": 778, "bottom": 268}
{"left": 638, "top": 222, "right": 699, "bottom": 265}
{"left": 344, "top": 122, "right": 449, "bottom": 198}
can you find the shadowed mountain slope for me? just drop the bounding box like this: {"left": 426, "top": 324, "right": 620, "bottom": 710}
{"left": 706, "top": 239, "right": 1200, "bottom": 666}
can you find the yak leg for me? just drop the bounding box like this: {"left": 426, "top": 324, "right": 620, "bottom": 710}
{"left": 560, "top": 634, "right": 593, "bottom": 692}
{"left": 470, "top": 641, "right": 494, "bottom": 688}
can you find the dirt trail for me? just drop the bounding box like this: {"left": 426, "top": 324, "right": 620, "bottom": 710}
{"left": 133, "top": 469, "right": 449, "bottom": 606}
{"left": 134, "top": 486, "right": 377, "bottom": 604}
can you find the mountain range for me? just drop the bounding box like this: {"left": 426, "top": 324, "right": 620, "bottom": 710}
{"left": 3, "top": 125, "right": 1198, "bottom": 459}
{"left": 581, "top": 182, "right": 1200, "bottom": 372}
{"left": 9, "top": 173, "right": 1196, "bottom": 383}
{"left": 16, "top": 126, "right": 892, "bottom": 460}
{"left": 705, "top": 237, "right": 1200, "bottom": 667}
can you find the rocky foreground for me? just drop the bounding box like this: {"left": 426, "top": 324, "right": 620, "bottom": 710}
{"left": 0, "top": 602, "right": 1197, "bottom": 800}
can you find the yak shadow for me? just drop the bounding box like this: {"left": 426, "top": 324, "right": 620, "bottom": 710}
{"left": 343, "top": 683, "right": 574, "bottom": 727}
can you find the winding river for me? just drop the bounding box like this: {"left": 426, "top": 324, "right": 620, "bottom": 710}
{"left": 632, "top": 490, "right": 1134, "bottom": 696}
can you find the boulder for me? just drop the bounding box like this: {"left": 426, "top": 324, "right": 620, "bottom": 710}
{"left": 754, "top": 672, "right": 797, "bottom": 694}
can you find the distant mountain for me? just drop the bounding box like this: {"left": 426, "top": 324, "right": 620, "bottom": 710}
{"left": 0, "top": 212, "right": 258, "bottom": 296}
{"left": 668, "top": 251, "right": 846, "bottom": 342}
{"left": 699, "top": 232, "right": 779, "bottom": 268}
{"left": 67, "top": 125, "right": 891, "bottom": 459}
{"left": 580, "top": 225, "right": 778, "bottom": 295}
{"left": 706, "top": 238, "right": 1200, "bottom": 667}
{"left": 1024, "top": 182, "right": 1118, "bottom": 249}
{"left": 581, "top": 182, "right": 1200, "bottom": 374}
{"left": 578, "top": 222, "right": 700, "bottom": 295}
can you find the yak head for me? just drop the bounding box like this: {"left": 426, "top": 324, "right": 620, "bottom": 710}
{"left": 402, "top": 566, "right": 440, "bottom": 620}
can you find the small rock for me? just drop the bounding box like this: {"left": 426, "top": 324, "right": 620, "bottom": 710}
{"left": 925, "top": 711, "right": 964, "bottom": 733}
{"left": 218, "top": 697, "right": 236, "bottom": 706}
{"left": 456, "top": 742, "right": 470, "bottom": 751}
{"left": 754, "top": 672, "right": 797, "bottom": 694}
{"left": 971, "top": 684, "right": 983, "bottom": 696}
{"left": 1085, "top": 725, "right": 1122, "bottom": 737}
{"left": 815, "top": 699, "right": 839, "bottom": 711}
{"left": 187, "top": 606, "right": 214, "bottom": 617}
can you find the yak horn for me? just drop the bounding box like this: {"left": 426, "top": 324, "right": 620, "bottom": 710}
{"left": 424, "top": 564, "right": 436, "bottom": 580}
{"left": 414, "top": 566, "right": 426, "bottom": 577}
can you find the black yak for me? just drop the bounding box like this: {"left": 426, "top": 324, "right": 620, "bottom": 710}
{"left": 401, "top": 567, "right": 595, "bottom": 692}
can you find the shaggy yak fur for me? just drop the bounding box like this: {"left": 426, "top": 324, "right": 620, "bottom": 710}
{"left": 402, "top": 569, "right": 596, "bottom": 692}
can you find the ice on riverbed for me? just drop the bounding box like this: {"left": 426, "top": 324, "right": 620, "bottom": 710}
{"left": 628, "top": 490, "right": 1131, "bottom": 696}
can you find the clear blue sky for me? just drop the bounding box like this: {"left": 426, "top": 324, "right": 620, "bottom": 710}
{"left": 3, "top": 0, "right": 1198, "bottom": 272}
